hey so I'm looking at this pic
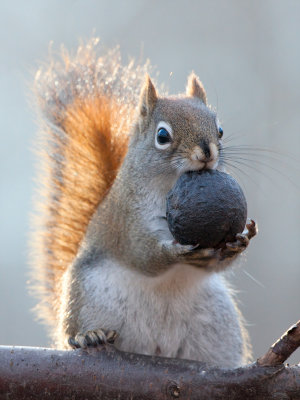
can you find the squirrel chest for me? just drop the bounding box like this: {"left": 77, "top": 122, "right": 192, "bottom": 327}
{"left": 75, "top": 261, "right": 243, "bottom": 366}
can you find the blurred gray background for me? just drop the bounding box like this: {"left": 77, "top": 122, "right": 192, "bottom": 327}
{"left": 0, "top": 0, "right": 299, "bottom": 364}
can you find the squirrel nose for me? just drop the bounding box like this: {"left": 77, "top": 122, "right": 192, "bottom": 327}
{"left": 201, "top": 140, "right": 211, "bottom": 159}
{"left": 190, "top": 143, "right": 219, "bottom": 170}
{"left": 191, "top": 143, "right": 217, "bottom": 163}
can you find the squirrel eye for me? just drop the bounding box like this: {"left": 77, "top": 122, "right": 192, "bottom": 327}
{"left": 155, "top": 121, "right": 173, "bottom": 150}
{"left": 156, "top": 128, "right": 172, "bottom": 146}
{"left": 157, "top": 127, "right": 172, "bottom": 145}
{"left": 218, "top": 126, "right": 223, "bottom": 138}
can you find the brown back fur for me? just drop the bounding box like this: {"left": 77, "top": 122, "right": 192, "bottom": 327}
{"left": 31, "top": 39, "right": 151, "bottom": 335}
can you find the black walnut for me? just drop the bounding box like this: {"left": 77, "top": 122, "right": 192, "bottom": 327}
{"left": 166, "top": 170, "right": 247, "bottom": 247}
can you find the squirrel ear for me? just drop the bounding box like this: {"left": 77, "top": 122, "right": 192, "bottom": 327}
{"left": 139, "top": 75, "right": 158, "bottom": 117}
{"left": 186, "top": 72, "right": 207, "bottom": 104}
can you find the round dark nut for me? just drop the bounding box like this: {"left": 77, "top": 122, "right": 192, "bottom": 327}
{"left": 166, "top": 170, "right": 247, "bottom": 247}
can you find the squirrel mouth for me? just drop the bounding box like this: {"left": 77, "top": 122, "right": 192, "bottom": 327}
{"left": 186, "top": 158, "right": 219, "bottom": 173}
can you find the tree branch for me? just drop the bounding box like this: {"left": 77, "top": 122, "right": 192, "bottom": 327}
{"left": 0, "top": 321, "right": 299, "bottom": 400}
{"left": 258, "top": 320, "right": 300, "bottom": 366}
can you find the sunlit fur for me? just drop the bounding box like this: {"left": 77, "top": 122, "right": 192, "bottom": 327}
{"left": 31, "top": 40, "right": 251, "bottom": 367}
{"left": 31, "top": 40, "right": 149, "bottom": 330}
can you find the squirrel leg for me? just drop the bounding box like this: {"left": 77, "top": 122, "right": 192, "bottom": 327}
{"left": 68, "top": 329, "right": 117, "bottom": 349}
{"left": 58, "top": 257, "right": 120, "bottom": 350}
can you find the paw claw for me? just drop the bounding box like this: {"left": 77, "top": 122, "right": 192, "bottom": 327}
{"left": 246, "top": 219, "right": 258, "bottom": 239}
{"left": 68, "top": 336, "right": 80, "bottom": 349}
{"left": 74, "top": 333, "right": 88, "bottom": 349}
{"left": 94, "top": 329, "right": 107, "bottom": 344}
{"left": 68, "top": 328, "right": 118, "bottom": 349}
{"left": 225, "top": 242, "right": 241, "bottom": 251}
{"left": 106, "top": 330, "right": 118, "bottom": 344}
{"left": 222, "top": 218, "right": 257, "bottom": 258}
{"left": 235, "top": 233, "right": 249, "bottom": 246}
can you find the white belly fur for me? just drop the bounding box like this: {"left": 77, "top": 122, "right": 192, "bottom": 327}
{"left": 80, "top": 261, "right": 248, "bottom": 367}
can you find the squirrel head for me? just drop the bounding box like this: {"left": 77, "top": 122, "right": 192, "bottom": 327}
{"left": 131, "top": 73, "right": 223, "bottom": 182}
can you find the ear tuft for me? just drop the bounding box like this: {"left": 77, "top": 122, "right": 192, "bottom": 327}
{"left": 139, "top": 75, "right": 158, "bottom": 117}
{"left": 186, "top": 72, "right": 207, "bottom": 104}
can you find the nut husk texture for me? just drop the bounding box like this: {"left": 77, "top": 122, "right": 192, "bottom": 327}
{"left": 166, "top": 170, "right": 247, "bottom": 247}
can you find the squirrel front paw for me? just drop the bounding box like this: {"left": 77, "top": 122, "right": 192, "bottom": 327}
{"left": 161, "top": 239, "right": 221, "bottom": 267}
{"left": 68, "top": 329, "right": 118, "bottom": 349}
{"left": 161, "top": 240, "right": 197, "bottom": 257}
{"left": 161, "top": 219, "right": 257, "bottom": 268}
{"left": 220, "top": 219, "right": 257, "bottom": 260}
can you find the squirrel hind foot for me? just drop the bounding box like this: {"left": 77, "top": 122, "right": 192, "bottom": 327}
{"left": 68, "top": 329, "right": 118, "bottom": 349}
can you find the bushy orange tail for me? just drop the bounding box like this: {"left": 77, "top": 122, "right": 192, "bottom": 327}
{"left": 31, "top": 39, "right": 150, "bottom": 335}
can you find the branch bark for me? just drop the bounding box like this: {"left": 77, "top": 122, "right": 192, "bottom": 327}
{"left": 0, "top": 321, "right": 299, "bottom": 400}
{"left": 258, "top": 320, "right": 300, "bottom": 367}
